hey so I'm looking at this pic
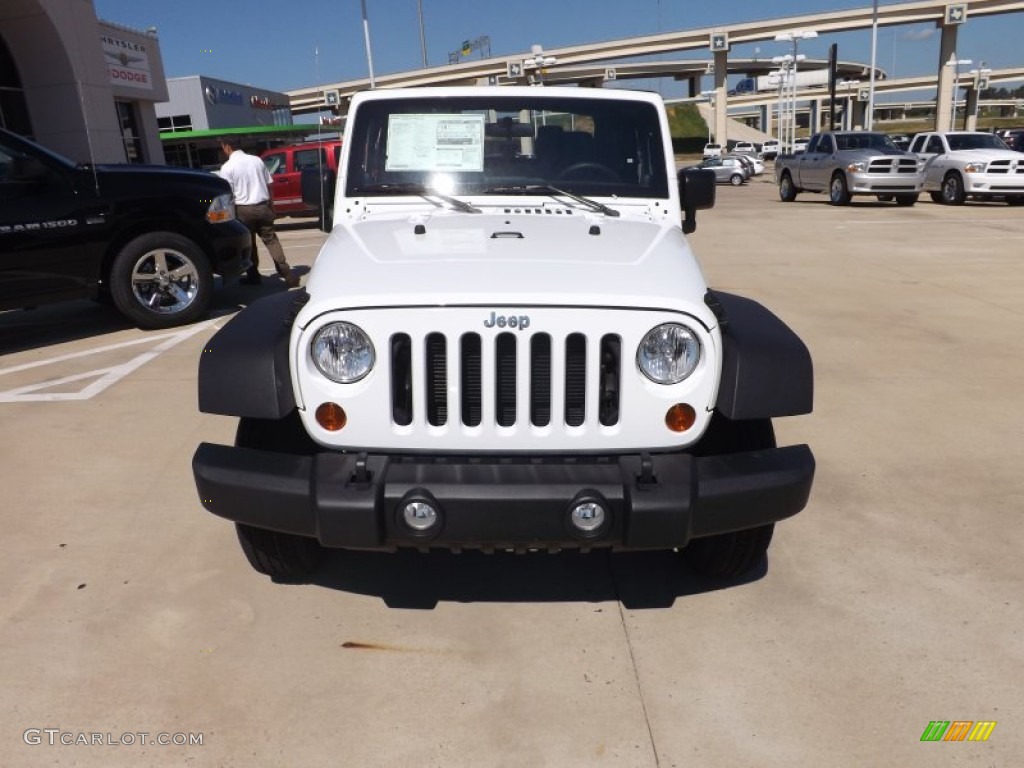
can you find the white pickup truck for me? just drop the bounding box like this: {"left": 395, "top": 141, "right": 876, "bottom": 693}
{"left": 909, "top": 131, "right": 1024, "bottom": 205}
{"left": 192, "top": 86, "right": 815, "bottom": 582}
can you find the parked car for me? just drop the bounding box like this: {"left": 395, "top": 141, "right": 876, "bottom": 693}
{"left": 760, "top": 139, "right": 781, "bottom": 160}
{"left": 696, "top": 156, "right": 750, "bottom": 186}
{"left": 703, "top": 142, "right": 723, "bottom": 159}
{"left": 261, "top": 140, "right": 342, "bottom": 217}
{"left": 732, "top": 141, "right": 758, "bottom": 156}
{"left": 1001, "top": 129, "right": 1024, "bottom": 152}
{"left": 0, "top": 127, "right": 250, "bottom": 329}
{"left": 909, "top": 131, "right": 1024, "bottom": 205}
{"left": 726, "top": 153, "right": 764, "bottom": 177}
{"left": 888, "top": 134, "right": 911, "bottom": 151}
{"left": 775, "top": 130, "right": 922, "bottom": 206}
{"left": 793, "top": 137, "right": 809, "bottom": 154}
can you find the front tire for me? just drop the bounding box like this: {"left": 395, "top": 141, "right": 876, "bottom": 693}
{"left": 233, "top": 414, "right": 324, "bottom": 580}
{"left": 109, "top": 232, "right": 212, "bottom": 329}
{"left": 730, "top": 173, "right": 744, "bottom": 186}
{"left": 895, "top": 193, "right": 918, "bottom": 207}
{"left": 829, "top": 173, "right": 851, "bottom": 205}
{"left": 683, "top": 416, "right": 777, "bottom": 578}
{"left": 941, "top": 172, "right": 966, "bottom": 205}
{"left": 929, "top": 191, "right": 944, "bottom": 204}
{"left": 778, "top": 172, "right": 797, "bottom": 202}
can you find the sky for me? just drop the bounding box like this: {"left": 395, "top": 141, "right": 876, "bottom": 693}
{"left": 92, "top": 0, "right": 1019, "bottom": 98}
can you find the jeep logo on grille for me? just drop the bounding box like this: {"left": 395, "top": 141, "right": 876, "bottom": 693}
{"left": 484, "top": 311, "right": 530, "bottom": 330}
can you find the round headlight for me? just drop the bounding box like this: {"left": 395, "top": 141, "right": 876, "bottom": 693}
{"left": 311, "top": 322, "right": 375, "bottom": 383}
{"left": 637, "top": 323, "right": 700, "bottom": 384}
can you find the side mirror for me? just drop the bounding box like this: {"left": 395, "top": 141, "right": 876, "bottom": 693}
{"left": 677, "top": 168, "right": 716, "bottom": 234}
{"left": 300, "top": 166, "right": 336, "bottom": 233}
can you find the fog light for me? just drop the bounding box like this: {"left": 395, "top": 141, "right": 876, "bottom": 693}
{"left": 665, "top": 403, "right": 696, "bottom": 432}
{"left": 316, "top": 402, "right": 347, "bottom": 431}
{"left": 570, "top": 502, "right": 606, "bottom": 533}
{"left": 402, "top": 501, "right": 439, "bottom": 531}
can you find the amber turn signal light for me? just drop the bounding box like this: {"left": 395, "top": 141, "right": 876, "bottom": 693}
{"left": 315, "top": 402, "right": 347, "bottom": 431}
{"left": 665, "top": 403, "right": 696, "bottom": 432}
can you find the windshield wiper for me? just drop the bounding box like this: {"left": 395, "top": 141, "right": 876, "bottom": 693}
{"left": 485, "top": 184, "right": 620, "bottom": 217}
{"left": 355, "top": 182, "right": 481, "bottom": 213}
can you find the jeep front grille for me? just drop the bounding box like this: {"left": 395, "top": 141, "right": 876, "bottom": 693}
{"left": 390, "top": 331, "right": 621, "bottom": 429}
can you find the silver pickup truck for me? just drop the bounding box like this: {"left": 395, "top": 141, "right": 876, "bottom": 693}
{"left": 776, "top": 131, "right": 923, "bottom": 206}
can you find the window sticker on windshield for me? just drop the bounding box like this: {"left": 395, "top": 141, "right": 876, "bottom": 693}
{"left": 385, "top": 114, "right": 485, "bottom": 172}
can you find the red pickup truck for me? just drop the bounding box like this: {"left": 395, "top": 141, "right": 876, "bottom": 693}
{"left": 261, "top": 140, "right": 341, "bottom": 216}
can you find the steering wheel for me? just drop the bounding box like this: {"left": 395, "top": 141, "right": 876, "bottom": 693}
{"left": 555, "top": 162, "right": 619, "bottom": 182}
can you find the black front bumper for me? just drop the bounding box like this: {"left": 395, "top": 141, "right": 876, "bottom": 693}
{"left": 192, "top": 444, "right": 814, "bottom": 551}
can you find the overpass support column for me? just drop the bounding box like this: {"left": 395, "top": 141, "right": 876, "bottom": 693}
{"left": 851, "top": 100, "right": 867, "bottom": 131}
{"left": 808, "top": 100, "right": 820, "bottom": 134}
{"left": 687, "top": 77, "right": 699, "bottom": 98}
{"left": 761, "top": 105, "right": 772, "bottom": 136}
{"left": 965, "top": 88, "right": 979, "bottom": 131}
{"left": 714, "top": 49, "right": 728, "bottom": 146}
{"left": 935, "top": 23, "right": 959, "bottom": 131}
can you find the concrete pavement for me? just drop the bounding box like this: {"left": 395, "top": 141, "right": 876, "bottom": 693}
{"left": 2, "top": 181, "right": 1022, "bottom": 766}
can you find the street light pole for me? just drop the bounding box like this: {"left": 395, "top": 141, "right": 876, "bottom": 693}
{"left": 417, "top": 0, "right": 428, "bottom": 68}
{"left": 867, "top": 0, "right": 878, "bottom": 129}
{"left": 775, "top": 30, "right": 817, "bottom": 153}
{"left": 360, "top": 0, "right": 376, "bottom": 88}
{"left": 946, "top": 53, "right": 972, "bottom": 131}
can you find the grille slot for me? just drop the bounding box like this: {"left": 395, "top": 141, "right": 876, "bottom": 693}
{"left": 461, "top": 333, "right": 482, "bottom": 427}
{"left": 425, "top": 333, "right": 447, "bottom": 426}
{"left": 530, "top": 334, "right": 552, "bottom": 427}
{"left": 495, "top": 333, "right": 517, "bottom": 427}
{"left": 564, "top": 333, "right": 587, "bottom": 427}
{"left": 599, "top": 334, "right": 621, "bottom": 426}
{"left": 390, "top": 334, "right": 413, "bottom": 426}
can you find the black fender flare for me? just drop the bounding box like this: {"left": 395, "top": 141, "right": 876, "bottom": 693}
{"left": 198, "top": 290, "right": 308, "bottom": 418}
{"left": 707, "top": 291, "right": 814, "bottom": 420}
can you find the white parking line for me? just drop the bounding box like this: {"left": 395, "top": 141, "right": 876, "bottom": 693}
{"left": 0, "top": 320, "right": 214, "bottom": 403}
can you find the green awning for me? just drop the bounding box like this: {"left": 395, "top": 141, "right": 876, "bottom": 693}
{"left": 159, "top": 124, "right": 334, "bottom": 141}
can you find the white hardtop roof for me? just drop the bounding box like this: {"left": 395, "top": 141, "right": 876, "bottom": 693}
{"left": 349, "top": 85, "right": 666, "bottom": 107}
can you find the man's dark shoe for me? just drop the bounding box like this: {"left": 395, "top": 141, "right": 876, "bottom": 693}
{"left": 283, "top": 270, "right": 301, "bottom": 288}
{"left": 240, "top": 273, "right": 262, "bottom": 286}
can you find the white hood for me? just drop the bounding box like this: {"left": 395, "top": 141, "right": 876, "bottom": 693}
{"left": 300, "top": 209, "right": 715, "bottom": 327}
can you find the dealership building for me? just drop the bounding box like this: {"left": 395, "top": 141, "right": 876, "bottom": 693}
{"left": 0, "top": 0, "right": 169, "bottom": 164}
{"left": 156, "top": 75, "right": 306, "bottom": 168}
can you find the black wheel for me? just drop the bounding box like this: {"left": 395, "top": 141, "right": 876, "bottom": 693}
{"left": 1007, "top": 196, "right": 1024, "bottom": 206}
{"left": 829, "top": 173, "right": 851, "bottom": 205}
{"left": 555, "top": 162, "right": 619, "bottom": 182}
{"left": 941, "top": 172, "right": 966, "bottom": 205}
{"left": 233, "top": 413, "right": 324, "bottom": 580}
{"left": 683, "top": 415, "right": 777, "bottom": 578}
{"left": 895, "top": 193, "right": 918, "bottom": 207}
{"left": 236, "top": 523, "right": 324, "bottom": 582}
{"left": 778, "top": 172, "right": 797, "bottom": 202}
{"left": 729, "top": 173, "right": 744, "bottom": 186}
{"left": 876, "top": 194, "right": 894, "bottom": 202}
{"left": 109, "top": 232, "right": 212, "bottom": 329}
{"left": 929, "top": 191, "right": 944, "bottom": 204}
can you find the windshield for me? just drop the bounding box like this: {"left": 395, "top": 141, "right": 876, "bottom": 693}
{"left": 345, "top": 95, "right": 669, "bottom": 200}
{"left": 834, "top": 133, "right": 898, "bottom": 151}
{"left": 947, "top": 133, "right": 1010, "bottom": 151}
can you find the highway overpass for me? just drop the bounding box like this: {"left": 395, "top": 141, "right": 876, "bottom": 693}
{"left": 287, "top": 0, "right": 1024, "bottom": 142}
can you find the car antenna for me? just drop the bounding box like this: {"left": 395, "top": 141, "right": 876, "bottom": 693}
{"left": 75, "top": 79, "right": 101, "bottom": 195}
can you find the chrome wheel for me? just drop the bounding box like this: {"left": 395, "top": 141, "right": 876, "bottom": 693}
{"left": 129, "top": 248, "right": 201, "bottom": 315}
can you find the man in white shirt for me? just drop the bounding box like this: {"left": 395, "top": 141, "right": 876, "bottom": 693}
{"left": 217, "top": 137, "right": 298, "bottom": 287}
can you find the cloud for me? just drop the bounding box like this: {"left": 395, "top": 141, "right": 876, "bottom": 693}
{"left": 900, "top": 27, "right": 938, "bottom": 42}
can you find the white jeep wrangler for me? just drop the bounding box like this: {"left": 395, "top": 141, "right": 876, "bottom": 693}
{"left": 192, "top": 87, "right": 815, "bottom": 581}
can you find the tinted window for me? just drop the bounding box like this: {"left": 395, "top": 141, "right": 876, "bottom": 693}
{"left": 263, "top": 153, "right": 286, "bottom": 175}
{"left": 294, "top": 148, "right": 327, "bottom": 171}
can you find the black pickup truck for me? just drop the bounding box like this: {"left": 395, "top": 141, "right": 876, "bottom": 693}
{"left": 0, "top": 128, "right": 251, "bottom": 329}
